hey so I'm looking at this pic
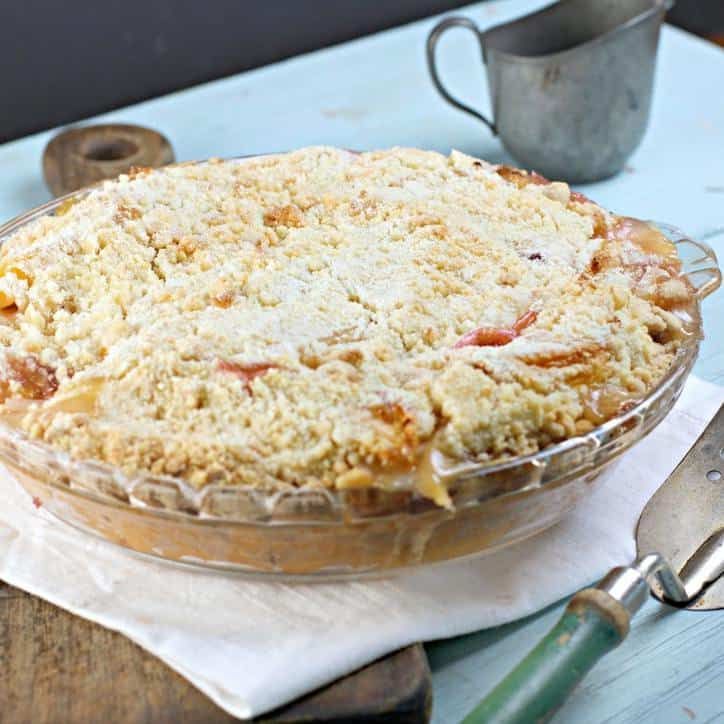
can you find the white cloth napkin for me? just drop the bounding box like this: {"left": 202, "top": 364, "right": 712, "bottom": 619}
{"left": 0, "top": 376, "right": 721, "bottom": 720}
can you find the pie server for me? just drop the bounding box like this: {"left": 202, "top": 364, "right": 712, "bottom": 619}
{"left": 462, "top": 403, "right": 724, "bottom": 724}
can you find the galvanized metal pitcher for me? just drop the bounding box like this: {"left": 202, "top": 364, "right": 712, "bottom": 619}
{"left": 426, "top": 0, "right": 674, "bottom": 182}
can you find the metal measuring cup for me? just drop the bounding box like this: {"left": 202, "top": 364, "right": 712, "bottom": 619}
{"left": 427, "top": 0, "right": 673, "bottom": 183}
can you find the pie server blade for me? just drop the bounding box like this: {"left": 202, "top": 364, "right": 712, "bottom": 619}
{"left": 636, "top": 402, "right": 724, "bottom": 610}
{"left": 461, "top": 403, "right": 724, "bottom": 724}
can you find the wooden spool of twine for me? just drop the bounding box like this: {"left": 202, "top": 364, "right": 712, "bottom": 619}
{"left": 43, "top": 123, "right": 175, "bottom": 197}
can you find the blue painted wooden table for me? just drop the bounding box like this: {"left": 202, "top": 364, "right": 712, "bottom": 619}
{"left": 0, "top": 1, "right": 722, "bottom": 721}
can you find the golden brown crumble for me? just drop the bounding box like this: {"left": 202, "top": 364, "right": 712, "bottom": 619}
{"left": 0, "top": 147, "right": 693, "bottom": 505}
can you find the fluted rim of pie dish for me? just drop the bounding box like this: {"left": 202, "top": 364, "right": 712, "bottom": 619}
{"left": 0, "top": 157, "right": 719, "bottom": 525}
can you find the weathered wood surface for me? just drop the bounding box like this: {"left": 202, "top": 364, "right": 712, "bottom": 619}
{"left": 0, "top": 582, "right": 236, "bottom": 723}
{"left": 262, "top": 644, "right": 431, "bottom": 724}
{"left": 0, "top": 581, "right": 430, "bottom": 723}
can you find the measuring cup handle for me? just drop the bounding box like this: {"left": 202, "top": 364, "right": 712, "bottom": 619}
{"left": 426, "top": 16, "right": 496, "bottom": 134}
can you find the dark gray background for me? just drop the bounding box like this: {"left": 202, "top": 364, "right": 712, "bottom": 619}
{"left": 0, "top": 0, "right": 718, "bottom": 144}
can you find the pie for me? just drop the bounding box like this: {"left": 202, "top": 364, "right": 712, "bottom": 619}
{"left": 0, "top": 148, "right": 695, "bottom": 507}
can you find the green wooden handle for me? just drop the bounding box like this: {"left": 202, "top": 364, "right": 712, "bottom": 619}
{"left": 461, "top": 589, "right": 630, "bottom": 724}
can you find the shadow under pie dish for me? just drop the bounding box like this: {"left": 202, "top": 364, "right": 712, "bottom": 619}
{"left": 0, "top": 147, "right": 719, "bottom": 577}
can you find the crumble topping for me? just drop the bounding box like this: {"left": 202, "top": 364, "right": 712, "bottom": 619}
{"left": 0, "top": 147, "right": 693, "bottom": 505}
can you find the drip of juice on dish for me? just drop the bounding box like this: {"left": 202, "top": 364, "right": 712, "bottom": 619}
{"left": 355, "top": 438, "right": 454, "bottom": 509}
{"left": 412, "top": 442, "right": 452, "bottom": 508}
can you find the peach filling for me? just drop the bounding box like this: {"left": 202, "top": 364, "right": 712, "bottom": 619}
{"left": 0, "top": 354, "right": 58, "bottom": 403}
{"left": 454, "top": 310, "right": 538, "bottom": 349}
{"left": 217, "top": 359, "right": 278, "bottom": 394}
{"left": 607, "top": 217, "right": 680, "bottom": 269}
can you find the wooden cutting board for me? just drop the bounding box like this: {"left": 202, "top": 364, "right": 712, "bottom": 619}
{"left": 0, "top": 581, "right": 432, "bottom": 723}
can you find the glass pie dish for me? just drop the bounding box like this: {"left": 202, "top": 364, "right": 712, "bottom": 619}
{"left": 0, "top": 185, "right": 720, "bottom": 579}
